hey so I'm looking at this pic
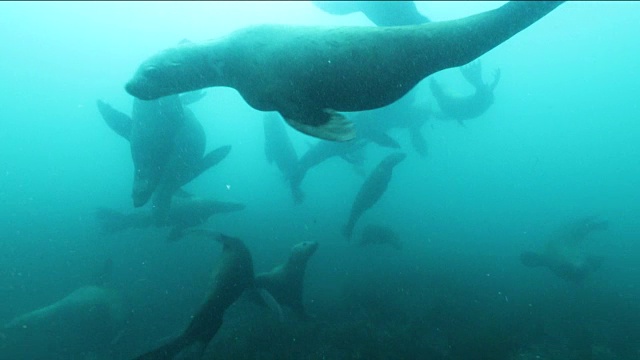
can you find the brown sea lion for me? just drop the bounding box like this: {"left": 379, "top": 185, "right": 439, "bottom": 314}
{"left": 125, "top": 1, "right": 564, "bottom": 142}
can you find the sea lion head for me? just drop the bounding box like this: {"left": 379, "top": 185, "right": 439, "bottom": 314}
{"left": 125, "top": 42, "right": 220, "bottom": 101}
{"left": 289, "top": 241, "right": 319, "bottom": 266}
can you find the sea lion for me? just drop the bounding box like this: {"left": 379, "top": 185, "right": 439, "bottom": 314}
{"left": 429, "top": 60, "right": 501, "bottom": 125}
{"left": 254, "top": 241, "right": 319, "bottom": 318}
{"left": 2, "top": 260, "right": 125, "bottom": 360}
{"left": 358, "top": 224, "right": 402, "bottom": 250}
{"left": 132, "top": 230, "right": 254, "bottom": 360}
{"left": 94, "top": 196, "right": 246, "bottom": 241}
{"left": 125, "top": 1, "right": 564, "bottom": 142}
{"left": 520, "top": 216, "right": 608, "bottom": 282}
{"left": 96, "top": 96, "right": 185, "bottom": 207}
{"left": 312, "top": 1, "right": 430, "bottom": 26}
{"left": 343, "top": 152, "right": 407, "bottom": 239}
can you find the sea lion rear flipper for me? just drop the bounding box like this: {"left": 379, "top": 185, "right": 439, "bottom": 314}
{"left": 283, "top": 109, "right": 355, "bottom": 142}
{"left": 96, "top": 100, "right": 132, "bottom": 140}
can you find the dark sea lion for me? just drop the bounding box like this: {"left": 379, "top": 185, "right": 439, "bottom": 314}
{"left": 132, "top": 231, "right": 254, "bottom": 360}
{"left": 94, "top": 197, "right": 246, "bottom": 241}
{"left": 358, "top": 224, "right": 402, "bottom": 250}
{"left": 97, "top": 96, "right": 185, "bottom": 207}
{"left": 520, "top": 216, "right": 608, "bottom": 282}
{"left": 343, "top": 152, "right": 406, "bottom": 239}
{"left": 429, "top": 60, "right": 501, "bottom": 125}
{"left": 254, "top": 241, "right": 319, "bottom": 318}
{"left": 312, "top": 1, "right": 430, "bottom": 26}
{"left": 125, "top": 1, "right": 564, "bottom": 142}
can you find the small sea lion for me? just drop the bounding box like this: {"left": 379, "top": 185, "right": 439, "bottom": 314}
{"left": 520, "top": 216, "right": 608, "bottom": 282}
{"left": 125, "top": 1, "right": 565, "bottom": 142}
{"left": 358, "top": 224, "right": 402, "bottom": 250}
{"left": 254, "top": 241, "right": 319, "bottom": 318}
{"left": 343, "top": 152, "right": 406, "bottom": 239}
{"left": 429, "top": 60, "right": 501, "bottom": 125}
{"left": 132, "top": 231, "right": 254, "bottom": 360}
{"left": 312, "top": 1, "right": 431, "bottom": 26}
{"left": 94, "top": 196, "right": 246, "bottom": 241}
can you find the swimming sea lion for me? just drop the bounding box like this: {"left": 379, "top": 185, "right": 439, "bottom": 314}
{"left": 429, "top": 60, "right": 501, "bottom": 125}
{"left": 125, "top": 1, "right": 564, "bottom": 142}
{"left": 94, "top": 196, "right": 246, "bottom": 241}
{"left": 343, "top": 152, "right": 406, "bottom": 238}
{"left": 358, "top": 223, "right": 402, "bottom": 250}
{"left": 132, "top": 231, "right": 254, "bottom": 360}
{"left": 254, "top": 241, "right": 319, "bottom": 318}
{"left": 520, "top": 216, "right": 608, "bottom": 282}
{"left": 312, "top": 1, "right": 430, "bottom": 26}
{"left": 97, "top": 96, "right": 185, "bottom": 207}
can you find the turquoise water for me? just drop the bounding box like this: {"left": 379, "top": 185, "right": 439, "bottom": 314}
{"left": 1, "top": 2, "right": 639, "bottom": 359}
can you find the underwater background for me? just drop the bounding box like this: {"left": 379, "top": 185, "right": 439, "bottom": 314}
{"left": 1, "top": 1, "right": 639, "bottom": 359}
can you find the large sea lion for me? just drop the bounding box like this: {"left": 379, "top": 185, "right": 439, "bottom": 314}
{"left": 520, "top": 216, "right": 608, "bottom": 282}
{"left": 132, "top": 231, "right": 254, "bottom": 360}
{"left": 125, "top": 1, "right": 564, "bottom": 142}
{"left": 429, "top": 60, "right": 501, "bottom": 125}
{"left": 343, "top": 152, "right": 406, "bottom": 239}
{"left": 254, "top": 241, "right": 319, "bottom": 318}
{"left": 312, "top": 1, "right": 430, "bottom": 26}
{"left": 94, "top": 196, "right": 246, "bottom": 241}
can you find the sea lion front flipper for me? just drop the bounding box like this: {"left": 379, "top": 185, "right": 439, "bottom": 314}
{"left": 96, "top": 100, "right": 132, "bottom": 140}
{"left": 181, "top": 145, "right": 232, "bottom": 186}
{"left": 282, "top": 109, "right": 355, "bottom": 142}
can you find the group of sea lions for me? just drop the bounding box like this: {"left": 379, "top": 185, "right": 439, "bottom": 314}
{"left": 121, "top": 1, "right": 571, "bottom": 358}
{"left": 5, "top": 2, "right": 588, "bottom": 359}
